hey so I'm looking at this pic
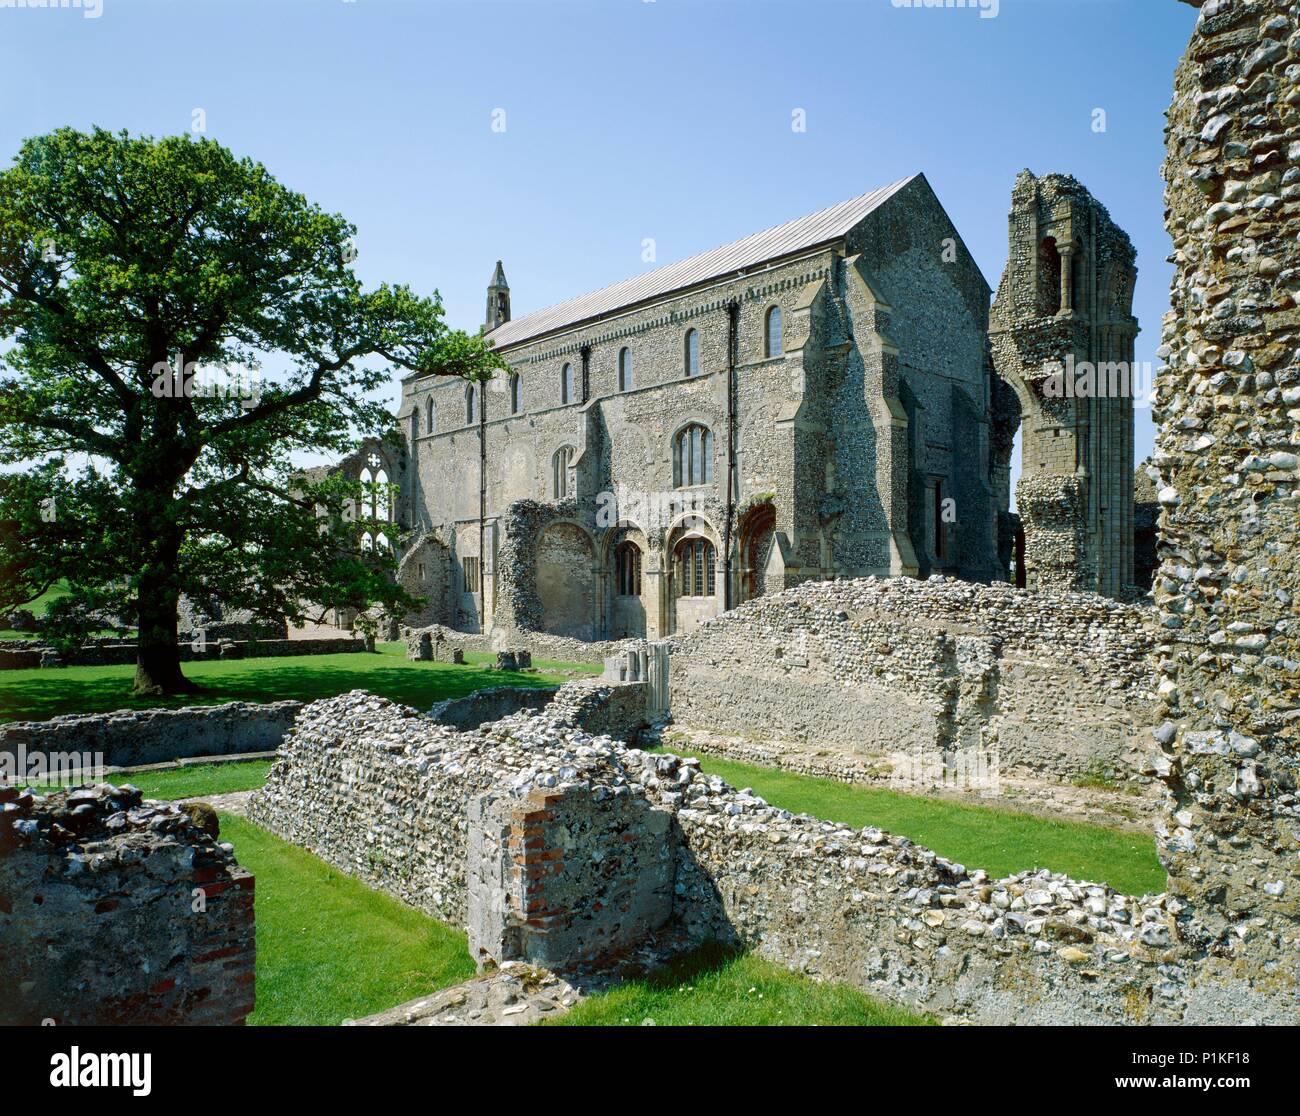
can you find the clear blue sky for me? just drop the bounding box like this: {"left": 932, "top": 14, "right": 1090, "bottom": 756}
{"left": 0, "top": 0, "right": 1197, "bottom": 476}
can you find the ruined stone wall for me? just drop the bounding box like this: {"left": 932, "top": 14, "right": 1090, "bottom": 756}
{"left": 0, "top": 783, "right": 255, "bottom": 1025}
{"left": 1152, "top": 0, "right": 1300, "bottom": 1002}
{"left": 990, "top": 171, "right": 1140, "bottom": 598}
{"left": 666, "top": 575, "right": 1157, "bottom": 783}
{"left": 1, "top": 700, "right": 302, "bottom": 772}
{"left": 428, "top": 684, "right": 559, "bottom": 730}
{"left": 245, "top": 682, "right": 653, "bottom": 927}
{"left": 0, "top": 636, "right": 364, "bottom": 670}
{"left": 246, "top": 686, "right": 1291, "bottom": 1023}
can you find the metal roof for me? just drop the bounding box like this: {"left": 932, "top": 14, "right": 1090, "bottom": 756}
{"left": 484, "top": 174, "right": 919, "bottom": 350}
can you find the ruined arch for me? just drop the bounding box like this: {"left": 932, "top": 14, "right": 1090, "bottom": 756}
{"left": 534, "top": 520, "right": 595, "bottom": 640}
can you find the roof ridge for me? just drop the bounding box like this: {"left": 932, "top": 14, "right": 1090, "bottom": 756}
{"left": 485, "top": 174, "right": 919, "bottom": 349}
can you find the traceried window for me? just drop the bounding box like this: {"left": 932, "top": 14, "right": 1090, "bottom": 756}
{"left": 615, "top": 540, "right": 642, "bottom": 597}
{"left": 509, "top": 373, "right": 522, "bottom": 414}
{"left": 684, "top": 328, "right": 700, "bottom": 377}
{"left": 674, "top": 423, "right": 713, "bottom": 487}
{"left": 764, "top": 305, "right": 782, "bottom": 358}
{"left": 675, "top": 537, "right": 716, "bottom": 598}
{"left": 553, "top": 445, "right": 574, "bottom": 499}
{"left": 561, "top": 363, "right": 575, "bottom": 405}
{"left": 618, "top": 347, "right": 633, "bottom": 392}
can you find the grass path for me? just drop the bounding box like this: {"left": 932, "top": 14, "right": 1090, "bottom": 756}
{"left": 0, "top": 642, "right": 597, "bottom": 723}
{"left": 218, "top": 814, "right": 475, "bottom": 1026}
{"left": 553, "top": 942, "right": 930, "bottom": 1026}
{"left": 653, "top": 747, "right": 1166, "bottom": 896}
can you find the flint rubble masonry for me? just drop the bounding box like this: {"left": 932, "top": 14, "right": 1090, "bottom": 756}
{"left": 0, "top": 783, "right": 255, "bottom": 1025}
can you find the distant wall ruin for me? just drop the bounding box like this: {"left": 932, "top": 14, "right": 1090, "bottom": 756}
{"left": 666, "top": 575, "right": 1158, "bottom": 786}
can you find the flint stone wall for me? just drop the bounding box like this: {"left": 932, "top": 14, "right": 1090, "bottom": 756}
{"left": 1150, "top": 0, "right": 1300, "bottom": 1001}
{"left": 428, "top": 685, "right": 559, "bottom": 730}
{"left": 1, "top": 700, "right": 302, "bottom": 770}
{"left": 246, "top": 687, "right": 1294, "bottom": 1023}
{"left": 667, "top": 575, "right": 1158, "bottom": 783}
{"left": 0, "top": 783, "right": 255, "bottom": 1025}
{"left": 0, "top": 636, "right": 364, "bottom": 670}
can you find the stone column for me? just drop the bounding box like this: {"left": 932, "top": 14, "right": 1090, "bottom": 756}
{"left": 1057, "top": 242, "right": 1076, "bottom": 313}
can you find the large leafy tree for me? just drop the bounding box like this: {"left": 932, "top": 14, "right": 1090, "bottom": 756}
{"left": 0, "top": 128, "right": 505, "bottom": 694}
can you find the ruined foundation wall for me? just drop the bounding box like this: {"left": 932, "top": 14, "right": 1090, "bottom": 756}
{"left": 1, "top": 700, "right": 303, "bottom": 771}
{"left": 667, "top": 576, "right": 1158, "bottom": 782}
{"left": 248, "top": 686, "right": 1295, "bottom": 1023}
{"left": 1152, "top": 0, "right": 1300, "bottom": 1003}
{"left": 0, "top": 784, "right": 255, "bottom": 1025}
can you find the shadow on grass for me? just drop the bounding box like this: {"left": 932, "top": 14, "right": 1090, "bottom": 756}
{"left": 0, "top": 654, "right": 565, "bottom": 723}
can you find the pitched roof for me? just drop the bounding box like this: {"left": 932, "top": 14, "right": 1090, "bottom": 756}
{"left": 484, "top": 174, "right": 919, "bottom": 350}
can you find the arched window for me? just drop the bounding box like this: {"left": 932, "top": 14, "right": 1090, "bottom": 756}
{"left": 618, "top": 347, "right": 633, "bottom": 392}
{"left": 615, "top": 540, "right": 642, "bottom": 597}
{"left": 360, "top": 531, "right": 374, "bottom": 551}
{"left": 764, "top": 305, "right": 782, "bottom": 358}
{"left": 674, "top": 423, "right": 713, "bottom": 487}
{"left": 426, "top": 398, "right": 436, "bottom": 434}
{"left": 465, "top": 382, "right": 479, "bottom": 425}
{"left": 561, "top": 363, "right": 574, "bottom": 405}
{"left": 552, "top": 445, "right": 574, "bottom": 499}
{"left": 375, "top": 531, "right": 390, "bottom": 552}
{"left": 684, "top": 328, "right": 700, "bottom": 377}
{"left": 358, "top": 467, "right": 372, "bottom": 521}
{"left": 374, "top": 469, "right": 390, "bottom": 521}
{"left": 509, "top": 372, "right": 522, "bottom": 414}
{"left": 675, "top": 537, "right": 716, "bottom": 598}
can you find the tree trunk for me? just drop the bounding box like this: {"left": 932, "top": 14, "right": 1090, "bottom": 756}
{"left": 132, "top": 532, "right": 197, "bottom": 696}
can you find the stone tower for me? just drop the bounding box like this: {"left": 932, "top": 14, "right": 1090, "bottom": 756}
{"left": 485, "top": 261, "right": 510, "bottom": 332}
{"left": 990, "top": 171, "right": 1140, "bottom": 599}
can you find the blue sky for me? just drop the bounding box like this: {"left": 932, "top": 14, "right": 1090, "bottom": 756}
{"left": 0, "top": 0, "right": 1197, "bottom": 476}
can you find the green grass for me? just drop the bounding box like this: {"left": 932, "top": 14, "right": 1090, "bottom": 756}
{"left": 552, "top": 942, "right": 931, "bottom": 1026}
{"left": 0, "top": 641, "right": 597, "bottom": 723}
{"left": 125, "top": 759, "right": 275, "bottom": 800}
{"left": 655, "top": 748, "right": 1165, "bottom": 896}
{"left": 0, "top": 580, "right": 70, "bottom": 639}
{"left": 218, "top": 814, "right": 476, "bottom": 1026}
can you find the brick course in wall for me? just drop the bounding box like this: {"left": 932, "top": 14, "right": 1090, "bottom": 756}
{"left": 0, "top": 783, "right": 255, "bottom": 1025}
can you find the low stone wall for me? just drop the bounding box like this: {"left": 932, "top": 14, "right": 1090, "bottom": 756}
{"left": 0, "top": 782, "right": 255, "bottom": 1025}
{"left": 428, "top": 685, "right": 558, "bottom": 730}
{"left": 1, "top": 700, "right": 302, "bottom": 772}
{"left": 1, "top": 636, "right": 364, "bottom": 670}
{"left": 667, "top": 575, "right": 1158, "bottom": 785}
{"left": 245, "top": 686, "right": 1294, "bottom": 1024}
{"left": 402, "top": 622, "right": 632, "bottom": 667}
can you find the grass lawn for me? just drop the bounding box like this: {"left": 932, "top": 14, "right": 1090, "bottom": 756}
{"left": 0, "top": 580, "right": 70, "bottom": 639}
{"left": 218, "top": 814, "right": 476, "bottom": 1026}
{"left": 654, "top": 748, "right": 1166, "bottom": 896}
{"left": 552, "top": 942, "right": 930, "bottom": 1026}
{"left": 123, "top": 759, "right": 275, "bottom": 800}
{"left": 0, "top": 641, "right": 598, "bottom": 723}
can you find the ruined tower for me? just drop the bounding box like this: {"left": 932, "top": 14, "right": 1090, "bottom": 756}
{"left": 485, "top": 260, "right": 510, "bottom": 332}
{"left": 990, "top": 172, "right": 1140, "bottom": 599}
